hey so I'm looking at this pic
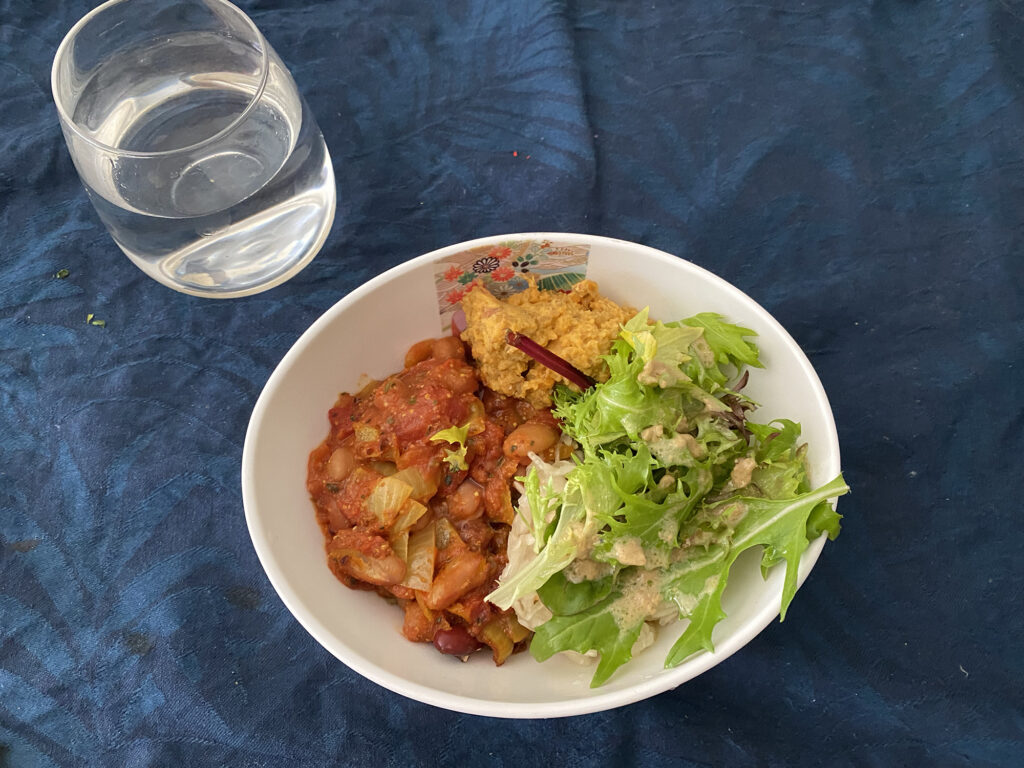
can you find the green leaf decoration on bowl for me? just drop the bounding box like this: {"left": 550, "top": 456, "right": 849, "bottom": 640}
{"left": 537, "top": 272, "right": 585, "bottom": 291}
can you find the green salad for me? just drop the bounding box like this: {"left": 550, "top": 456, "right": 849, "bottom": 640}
{"left": 486, "top": 309, "right": 849, "bottom": 687}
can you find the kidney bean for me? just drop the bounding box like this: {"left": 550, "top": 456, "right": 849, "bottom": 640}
{"left": 433, "top": 626, "right": 482, "bottom": 656}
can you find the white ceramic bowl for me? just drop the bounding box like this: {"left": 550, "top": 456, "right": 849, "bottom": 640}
{"left": 241, "top": 233, "right": 842, "bottom": 718}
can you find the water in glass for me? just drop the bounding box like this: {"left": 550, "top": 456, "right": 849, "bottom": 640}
{"left": 55, "top": 3, "right": 335, "bottom": 297}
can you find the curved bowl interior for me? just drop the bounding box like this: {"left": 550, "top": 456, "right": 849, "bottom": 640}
{"left": 241, "top": 233, "right": 842, "bottom": 718}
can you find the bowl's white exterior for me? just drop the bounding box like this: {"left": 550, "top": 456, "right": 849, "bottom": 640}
{"left": 241, "top": 233, "right": 842, "bottom": 718}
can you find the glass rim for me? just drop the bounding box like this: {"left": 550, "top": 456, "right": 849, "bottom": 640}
{"left": 50, "top": 0, "right": 271, "bottom": 160}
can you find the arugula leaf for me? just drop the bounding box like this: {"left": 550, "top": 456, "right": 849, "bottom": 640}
{"left": 660, "top": 542, "right": 730, "bottom": 654}
{"left": 662, "top": 473, "right": 849, "bottom": 667}
{"left": 747, "top": 419, "right": 802, "bottom": 464}
{"left": 805, "top": 500, "right": 842, "bottom": 541}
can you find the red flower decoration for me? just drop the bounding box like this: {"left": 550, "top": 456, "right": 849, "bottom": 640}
{"left": 491, "top": 265, "right": 515, "bottom": 282}
{"left": 444, "top": 287, "right": 466, "bottom": 305}
{"left": 488, "top": 245, "right": 512, "bottom": 261}
{"left": 443, "top": 265, "right": 462, "bottom": 282}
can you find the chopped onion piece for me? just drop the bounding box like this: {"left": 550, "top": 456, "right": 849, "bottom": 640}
{"left": 391, "top": 467, "right": 437, "bottom": 502}
{"left": 365, "top": 476, "right": 413, "bottom": 526}
{"left": 480, "top": 617, "right": 516, "bottom": 665}
{"left": 389, "top": 498, "right": 428, "bottom": 536}
{"left": 390, "top": 530, "right": 409, "bottom": 562}
{"left": 401, "top": 523, "right": 436, "bottom": 591}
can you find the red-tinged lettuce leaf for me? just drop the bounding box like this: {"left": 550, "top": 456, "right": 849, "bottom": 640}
{"left": 746, "top": 419, "right": 802, "bottom": 464}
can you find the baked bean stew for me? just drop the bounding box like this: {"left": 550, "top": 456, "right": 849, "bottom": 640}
{"left": 307, "top": 335, "right": 563, "bottom": 663}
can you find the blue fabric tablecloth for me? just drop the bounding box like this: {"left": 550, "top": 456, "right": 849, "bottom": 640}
{"left": 2, "top": 1, "right": 1022, "bottom": 765}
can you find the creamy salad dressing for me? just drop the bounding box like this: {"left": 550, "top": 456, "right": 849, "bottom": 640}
{"left": 564, "top": 558, "right": 612, "bottom": 584}
{"left": 644, "top": 546, "right": 671, "bottom": 570}
{"left": 691, "top": 337, "right": 715, "bottom": 368}
{"left": 610, "top": 536, "right": 646, "bottom": 567}
{"left": 729, "top": 456, "right": 757, "bottom": 489}
{"left": 610, "top": 569, "right": 665, "bottom": 629}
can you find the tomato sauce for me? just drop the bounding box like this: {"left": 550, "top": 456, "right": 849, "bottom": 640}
{"left": 306, "top": 335, "right": 562, "bottom": 664}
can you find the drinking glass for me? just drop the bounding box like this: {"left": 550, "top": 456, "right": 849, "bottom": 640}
{"left": 51, "top": 0, "right": 336, "bottom": 298}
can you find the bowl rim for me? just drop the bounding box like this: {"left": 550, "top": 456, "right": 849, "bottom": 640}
{"left": 241, "top": 232, "right": 842, "bottom": 718}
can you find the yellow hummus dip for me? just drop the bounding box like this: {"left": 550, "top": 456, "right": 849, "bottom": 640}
{"left": 460, "top": 279, "right": 635, "bottom": 408}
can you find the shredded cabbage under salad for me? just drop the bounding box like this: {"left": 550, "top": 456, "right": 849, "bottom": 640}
{"left": 486, "top": 309, "right": 849, "bottom": 687}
